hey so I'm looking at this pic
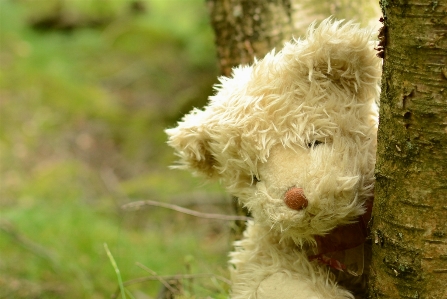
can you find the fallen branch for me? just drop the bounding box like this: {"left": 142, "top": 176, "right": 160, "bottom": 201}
{"left": 0, "top": 220, "right": 58, "bottom": 271}
{"left": 122, "top": 200, "right": 252, "bottom": 222}
{"left": 135, "top": 262, "right": 178, "bottom": 295}
{"left": 111, "top": 273, "right": 231, "bottom": 299}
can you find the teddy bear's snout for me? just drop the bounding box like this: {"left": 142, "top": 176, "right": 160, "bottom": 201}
{"left": 284, "top": 187, "right": 308, "bottom": 211}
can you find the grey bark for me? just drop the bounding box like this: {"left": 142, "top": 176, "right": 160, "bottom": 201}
{"left": 206, "top": 0, "right": 294, "bottom": 76}
{"left": 368, "top": 1, "right": 447, "bottom": 298}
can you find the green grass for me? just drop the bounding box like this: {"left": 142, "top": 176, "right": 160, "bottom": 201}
{"left": 0, "top": 0, "right": 230, "bottom": 298}
{"left": 0, "top": 190, "right": 231, "bottom": 298}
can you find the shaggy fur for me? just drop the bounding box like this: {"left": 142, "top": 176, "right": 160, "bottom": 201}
{"left": 166, "top": 18, "right": 381, "bottom": 299}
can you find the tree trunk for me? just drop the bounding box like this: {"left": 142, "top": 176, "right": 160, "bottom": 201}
{"left": 206, "top": 0, "right": 294, "bottom": 76}
{"left": 205, "top": 0, "right": 380, "bottom": 77}
{"left": 205, "top": 0, "right": 296, "bottom": 239}
{"left": 369, "top": 1, "right": 447, "bottom": 298}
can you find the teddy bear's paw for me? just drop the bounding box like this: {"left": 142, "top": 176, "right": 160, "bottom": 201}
{"left": 256, "top": 272, "right": 354, "bottom": 299}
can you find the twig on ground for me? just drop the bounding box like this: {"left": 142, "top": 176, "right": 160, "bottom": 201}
{"left": 135, "top": 262, "right": 178, "bottom": 295}
{"left": 111, "top": 273, "right": 231, "bottom": 299}
{"left": 0, "top": 220, "right": 58, "bottom": 271}
{"left": 122, "top": 200, "right": 252, "bottom": 221}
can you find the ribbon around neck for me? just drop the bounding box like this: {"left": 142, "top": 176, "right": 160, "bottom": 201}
{"left": 308, "top": 199, "right": 373, "bottom": 276}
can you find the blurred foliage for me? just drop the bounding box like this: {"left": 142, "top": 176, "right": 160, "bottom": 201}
{"left": 301, "top": 0, "right": 381, "bottom": 28}
{"left": 0, "top": 0, "right": 381, "bottom": 298}
{"left": 287, "top": 0, "right": 381, "bottom": 39}
{"left": 0, "top": 0, "right": 230, "bottom": 298}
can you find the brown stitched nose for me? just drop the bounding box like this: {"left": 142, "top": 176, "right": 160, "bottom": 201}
{"left": 284, "top": 187, "right": 308, "bottom": 211}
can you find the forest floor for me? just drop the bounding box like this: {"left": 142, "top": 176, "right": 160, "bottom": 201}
{"left": 0, "top": 1, "right": 233, "bottom": 298}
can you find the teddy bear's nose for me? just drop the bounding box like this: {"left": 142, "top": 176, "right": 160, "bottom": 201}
{"left": 284, "top": 187, "right": 308, "bottom": 211}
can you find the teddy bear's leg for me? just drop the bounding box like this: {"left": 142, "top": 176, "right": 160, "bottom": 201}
{"left": 256, "top": 272, "right": 354, "bottom": 299}
{"left": 256, "top": 272, "right": 321, "bottom": 299}
{"left": 230, "top": 222, "right": 354, "bottom": 299}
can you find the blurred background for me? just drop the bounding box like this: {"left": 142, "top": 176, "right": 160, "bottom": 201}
{"left": 0, "top": 0, "right": 380, "bottom": 298}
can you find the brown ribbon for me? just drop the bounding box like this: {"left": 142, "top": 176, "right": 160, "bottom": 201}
{"left": 308, "top": 199, "right": 373, "bottom": 275}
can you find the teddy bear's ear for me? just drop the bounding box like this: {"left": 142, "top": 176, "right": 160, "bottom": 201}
{"left": 165, "top": 109, "right": 217, "bottom": 178}
{"left": 301, "top": 18, "right": 381, "bottom": 93}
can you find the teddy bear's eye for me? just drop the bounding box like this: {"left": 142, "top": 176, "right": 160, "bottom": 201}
{"left": 307, "top": 140, "right": 324, "bottom": 148}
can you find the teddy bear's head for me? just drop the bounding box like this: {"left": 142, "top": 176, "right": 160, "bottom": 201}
{"left": 166, "top": 19, "right": 381, "bottom": 245}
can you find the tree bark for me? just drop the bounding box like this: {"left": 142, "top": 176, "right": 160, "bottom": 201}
{"left": 205, "top": 0, "right": 296, "bottom": 239}
{"left": 206, "top": 0, "right": 294, "bottom": 76}
{"left": 205, "top": 0, "right": 381, "bottom": 77}
{"left": 369, "top": 1, "right": 447, "bottom": 298}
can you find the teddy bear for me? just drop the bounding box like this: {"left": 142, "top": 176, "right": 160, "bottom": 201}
{"left": 166, "top": 18, "right": 381, "bottom": 299}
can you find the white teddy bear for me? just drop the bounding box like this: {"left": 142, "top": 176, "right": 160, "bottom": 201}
{"left": 166, "top": 18, "right": 381, "bottom": 299}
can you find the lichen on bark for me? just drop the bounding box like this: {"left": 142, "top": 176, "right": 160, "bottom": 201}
{"left": 369, "top": 0, "right": 447, "bottom": 298}
{"left": 206, "top": 0, "right": 294, "bottom": 76}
